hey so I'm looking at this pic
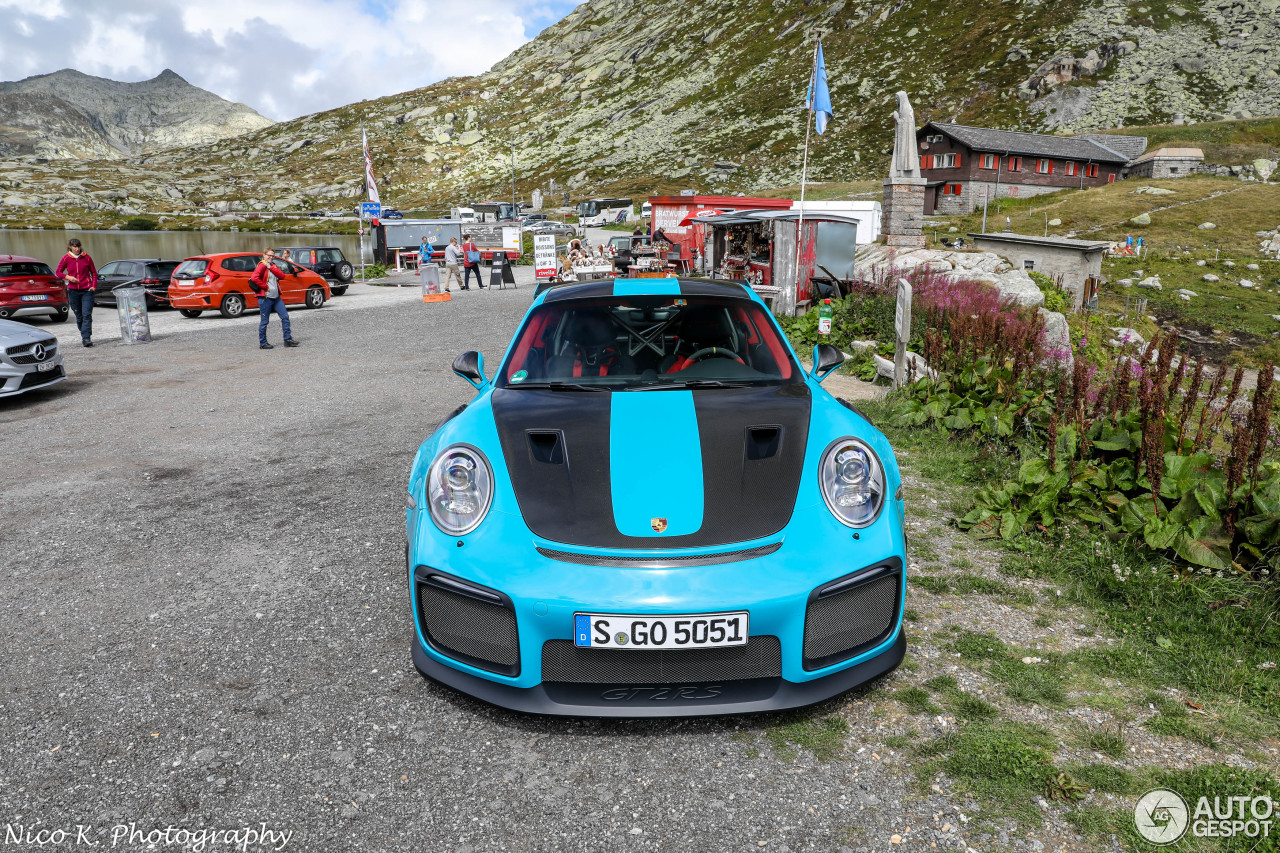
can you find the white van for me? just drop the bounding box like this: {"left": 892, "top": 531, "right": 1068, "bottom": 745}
{"left": 449, "top": 206, "right": 477, "bottom": 223}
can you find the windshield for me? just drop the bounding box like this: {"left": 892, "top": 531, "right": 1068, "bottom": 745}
{"left": 497, "top": 295, "right": 798, "bottom": 390}
{"left": 173, "top": 260, "right": 209, "bottom": 279}
{"left": 577, "top": 202, "right": 598, "bottom": 217}
{"left": 0, "top": 262, "right": 54, "bottom": 277}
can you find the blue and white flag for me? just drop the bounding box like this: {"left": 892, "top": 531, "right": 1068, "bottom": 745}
{"left": 808, "top": 42, "right": 833, "bottom": 134}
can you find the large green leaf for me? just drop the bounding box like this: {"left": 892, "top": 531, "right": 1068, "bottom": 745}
{"left": 1143, "top": 516, "right": 1183, "bottom": 551}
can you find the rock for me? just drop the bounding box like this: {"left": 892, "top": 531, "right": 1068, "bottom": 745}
{"left": 1110, "top": 327, "right": 1145, "bottom": 347}
{"left": 1178, "top": 292, "right": 1192, "bottom": 301}
{"left": 1118, "top": 278, "right": 1134, "bottom": 287}
{"left": 1137, "top": 276, "right": 1162, "bottom": 290}
{"left": 1196, "top": 259, "right": 1207, "bottom": 266}
{"left": 2, "top": 195, "right": 31, "bottom": 207}
{"left": 1173, "top": 289, "right": 1197, "bottom": 298}
{"left": 1246, "top": 263, "right": 1260, "bottom": 270}
{"left": 846, "top": 340, "right": 877, "bottom": 354}
{"left": 994, "top": 270, "right": 1046, "bottom": 308}
{"left": 1131, "top": 186, "right": 1175, "bottom": 195}
{"left": 1198, "top": 222, "right": 1216, "bottom": 230}
{"left": 1039, "top": 308, "right": 1072, "bottom": 367}
{"left": 1203, "top": 274, "right": 1220, "bottom": 282}
{"left": 1048, "top": 218, "right": 1062, "bottom": 226}
{"left": 457, "top": 129, "right": 484, "bottom": 146}
{"left": 1130, "top": 213, "right": 1151, "bottom": 225}
{"left": 1240, "top": 279, "right": 1255, "bottom": 288}
{"left": 63, "top": 222, "right": 82, "bottom": 230}
{"left": 1224, "top": 260, "right": 1236, "bottom": 267}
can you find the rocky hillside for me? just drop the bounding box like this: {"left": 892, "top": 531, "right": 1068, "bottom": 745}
{"left": 0, "top": 69, "right": 272, "bottom": 160}
{"left": 0, "top": 0, "right": 1276, "bottom": 221}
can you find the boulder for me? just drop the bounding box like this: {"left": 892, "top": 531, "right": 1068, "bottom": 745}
{"left": 2, "top": 195, "right": 31, "bottom": 207}
{"left": 1110, "top": 327, "right": 1145, "bottom": 347}
{"left": 1246, "top": 263, "right": 1260, "bottom": 271}
{"left": 1240, "top": 279, "right": 1256, "bottom": 288}
{"left": 1137, "top": 276, "right": 1162, "bottom": 290}
{"left": 1196, "top": 259, "right": 1206, "bottom": 266}
{"left": 63, "top": 222, "right": 81, "bottom": 230}
{"left": 993, "top": 270, "right": 1045, "bottom": 308}
{"left": 1173, "top": 289, "right": 1198, "bottom": 298}
{"left": 457, "top": 130, "right": 484, "bottom": 146}
{"left": 1198, "top": 222, "right": 1216, "bottom": 230}
{"left": 1048, "top": 218, "right": 1062, "bottom": 226}
{"left": 1223, "top": 260, "right": 1236, "bottom": 267}
{"left": 1118, "top": 278, "right": 1134, "bottom": 287}
{"left": 1203, "top": 273, "right": 1220, "bottom": 282}
{"left": 1039, "top": 308, "right": 1072, "bottom": 367}
{"left": 1130, "top": 213, "right": 1151, "bottom": 225}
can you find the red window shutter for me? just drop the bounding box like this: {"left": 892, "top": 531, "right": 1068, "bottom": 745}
{"left": 993, "top": 156, "right": 1000, "bottom": 170}
{"left": 1049, "top": 160, "right": 1055, "bottom": 174}
{"left": 955, "top": 153, "right": 962, "bottom": 168}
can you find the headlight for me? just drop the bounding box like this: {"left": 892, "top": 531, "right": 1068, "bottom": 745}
{"left": 427, "top": 445, "right": 493, "bottom": 535}
{"left": 819, "top": 438, "right": 886, "bottom": 528}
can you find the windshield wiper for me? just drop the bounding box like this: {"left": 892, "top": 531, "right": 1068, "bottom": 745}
{"left": 627, "top": 379, "right": 755, "bottom": 391}
{"left": 509, "top": 381, "right": 611, "bottom": 392}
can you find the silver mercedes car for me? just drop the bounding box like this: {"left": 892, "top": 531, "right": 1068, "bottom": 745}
{"left": 0, "top": 318, "right": 65, "bottom": 398}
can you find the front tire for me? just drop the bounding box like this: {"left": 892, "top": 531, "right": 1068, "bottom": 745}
{"left": 305, "top": 286, "right": 325, "bottom": 309}
{"left": 219, "top": 293, "right": 245, "bottom": 318}
{"left": 330, "top": 286, "right": 348, "bottom": 296}
{"left": 179, "top": 308, "right": 203, "bottom": 318}
{"left": 335, "top": 261, "right": 354, "bottom": 282}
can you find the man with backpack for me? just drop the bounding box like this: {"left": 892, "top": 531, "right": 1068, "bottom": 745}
{"left": 461, "top": 234, "right": 484, "bottom": 290}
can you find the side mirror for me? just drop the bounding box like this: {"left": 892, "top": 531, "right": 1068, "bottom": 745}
{"left": 453, "top": 351, "right": 488, "bottom": 390}
{"left": 810, "top": 343, "right": 844, "bottom": 383}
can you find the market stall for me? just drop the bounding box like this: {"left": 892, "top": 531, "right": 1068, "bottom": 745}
{"left": 686, "top": 210, "right": 864, "bottom": 315}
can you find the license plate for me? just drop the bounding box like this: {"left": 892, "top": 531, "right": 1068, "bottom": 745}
{"left": 21, "top": 294, "right": 48, "bottom": 301}
{"left": 574, "top": 611, "right": 749, "bottom": 650}
{"left": 36, "top": 361, "right": 57, "bottom": 372}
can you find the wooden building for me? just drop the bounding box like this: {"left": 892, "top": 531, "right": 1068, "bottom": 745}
{"left": 916, "top": 122, "right": 1143, "bottom": 215}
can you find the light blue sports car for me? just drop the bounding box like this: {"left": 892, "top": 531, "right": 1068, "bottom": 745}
{"left": 406, "top": 278, "right": 906, "bottom": 716}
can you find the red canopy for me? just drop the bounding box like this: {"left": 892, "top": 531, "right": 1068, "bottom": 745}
{"left": 678, "top": 208, "right": 723, "bottom": 227}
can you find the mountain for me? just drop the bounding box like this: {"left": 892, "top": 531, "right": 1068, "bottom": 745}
{"left": 0, "top": 69, "right": 273, "bottom": 160}
{"left": 0, "top": 0, "right": 1276, "bottom": 220}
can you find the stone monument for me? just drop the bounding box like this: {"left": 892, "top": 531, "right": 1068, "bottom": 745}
{"left": 531, "top": 188, "right": 543, "bottom": 211}
{"left": 880, "top": 91, "right": 926, "bottom": 248}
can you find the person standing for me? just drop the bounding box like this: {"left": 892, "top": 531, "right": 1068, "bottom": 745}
{"left": 443, "top": 237, "right": 463, "bottom": 292}
{"left": 461, "top": 233, "right": 484, "bottom": 290}
{"left": 249, "top": 248, "right": 300, "bottom": 350}
{"left": 55, "top": 238, "right": 98, "bottom": 347}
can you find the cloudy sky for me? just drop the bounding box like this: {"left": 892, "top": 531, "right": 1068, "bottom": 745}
{"left": 0, "top": 0, "right": 582, "bottom": 121}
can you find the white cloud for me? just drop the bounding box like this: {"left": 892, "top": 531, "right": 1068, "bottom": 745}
{"left": 0, "top": 0, "right": 580, "bottom": 120}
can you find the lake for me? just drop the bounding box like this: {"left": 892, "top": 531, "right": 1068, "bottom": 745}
{"left": 0, "top": 230, "right": 369, "bottom": 267}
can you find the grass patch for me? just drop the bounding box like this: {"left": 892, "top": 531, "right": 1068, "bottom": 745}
{"left": 935, "top": 722, "right": 1058, "bottom": 825}
{"left": 952, "top": 557, "right": 975, "bottom": 570}
{"left": 884, "top": 733, "right": 917, "bottom": 750}
{"left": 1071, "top": 723, "right": 1129, "bottom": 760}
{"left": 923, "top": 675, "right": 959, "bottom": 692}
{"left": 951, "top": 630, "right": 1068, "bottom": 706}
{"left": 942, "top": 690, "right": 1000, "bottom": 722}
{"left": 763, "top": 713, "right": 849, "bottom": 762}
{"left": 903, "top": 608, "right": 920, "bottom": 622}
{"left": 1067, "top": 762, "right": 1138, "bottom": 795}
{"left": 896, "top": 687, "right": 942, "bottom": 716}
{"left": 909, "top": 575, "right": 952, "bottom": 595}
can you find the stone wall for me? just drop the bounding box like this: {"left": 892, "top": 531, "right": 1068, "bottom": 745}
{"left": 1128, "top": 156, "right": 1203, "bottom": 179}
{"left": 881, "top": 178, "right": 925, "bottom": 248}
{"left": 970, "top": 236, "right": 1104, "bottom": 311}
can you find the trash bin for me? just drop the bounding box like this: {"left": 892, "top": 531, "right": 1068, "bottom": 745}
{"left": 115, "top": 286, "right": 152, "bottom": 344}
{"left": 420, "top": 263, "right": 440, "bottom": 296}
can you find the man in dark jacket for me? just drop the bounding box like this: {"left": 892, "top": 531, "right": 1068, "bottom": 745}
{"left": 461, "top": 234, "right": 484, "bottom": 290}
{"left": 55, "top": 238, "right": 98, "bottom": 346}
{"left": 249, "top": 248, "right": 300, "bottom": 350}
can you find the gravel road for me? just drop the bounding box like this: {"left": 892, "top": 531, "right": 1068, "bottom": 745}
{"left": 2, "top": 271, "right": 1051, "bottom": 853}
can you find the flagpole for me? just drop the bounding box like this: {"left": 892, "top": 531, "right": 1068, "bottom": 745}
{"left": 796, "top": 36, "right": 820, "bottom": 305}
{"left": 359, "top": 121, "right": 367, "bottom": 280}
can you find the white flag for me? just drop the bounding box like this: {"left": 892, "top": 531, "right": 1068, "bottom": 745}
{"left": 362, "top": 126, "right": 380, "bottom": 205}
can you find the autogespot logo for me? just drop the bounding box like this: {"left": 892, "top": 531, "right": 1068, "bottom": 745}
{"left": 1134, "top": 789, "right": 1190, "bottom": 845}
{"left": 1135, "top": 789, "right": 1276, "bottom": 844}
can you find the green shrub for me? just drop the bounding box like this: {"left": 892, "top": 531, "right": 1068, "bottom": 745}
{"left": 123, "top": 217, "right": 158, "bottom": 231}
{"left": 1028, "top": 269, "right": 1069, "bottom": 313}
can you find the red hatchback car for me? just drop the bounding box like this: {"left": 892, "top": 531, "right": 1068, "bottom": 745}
{"left": 167, "top": 253, "right": 331, "bottom": 319}
{"left": 0, "top": 255, "right": 69, "bottom": 323}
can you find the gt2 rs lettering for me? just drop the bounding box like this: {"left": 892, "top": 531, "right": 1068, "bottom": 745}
{"left": 599, "top": 686, "right": 725, "bottom": 701}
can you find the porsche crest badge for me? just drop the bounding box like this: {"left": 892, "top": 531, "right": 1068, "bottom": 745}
{"left": 650, "top": 517, "right": 668, "bottom": 533}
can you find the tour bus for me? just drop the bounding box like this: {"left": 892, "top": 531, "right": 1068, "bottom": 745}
{"left": 469, "top": 201, "right": 519, "bottom": 223}
{"left": 575, "top": 197, "right": 634, "bottom": 227}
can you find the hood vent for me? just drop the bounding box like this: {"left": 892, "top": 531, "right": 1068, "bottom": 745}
{"left": 527, "top": 430, "right": 565, "bottom": 465}
{"left": 745, "top": 426, "right": 782, "bottom": 461}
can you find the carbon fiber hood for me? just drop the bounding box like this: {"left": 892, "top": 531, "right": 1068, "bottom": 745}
{"left": 490, "top": 383, "right": 811, "bottom": 548}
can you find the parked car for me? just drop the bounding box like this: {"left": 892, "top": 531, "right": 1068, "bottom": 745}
{"left": 94, "top": 258, "right": 181, "bottom": 307}
{"left": 405, "top": 278, "right": 906, "bottom": 716}
{"left": 167, "top": 253, "right": 331, "bottom": 319}
{"left": 276, "top": 247, "right": 355, "bottom": 295}
{"left": 528, "top": 221, "right": 576, "bottom": 237}
{"left": 0, "top": 316, "right": 65, "bottom": 397}
{"left": 607, "top": 235, "right": 652, "bottom": 272}
{"left": 307, "top": 210, "right": 327, "bottom": 218}
{"left": 0, "top": 256, "right": 68, "bottom": 323}
{"left": 519, "top": 214, "right": 549, "bottom": 229}
{"left": 326, "top": 211, "right": 345, "bottom": 218}
{"left": 382, "top": 208, "right": 404, "bottom": 220}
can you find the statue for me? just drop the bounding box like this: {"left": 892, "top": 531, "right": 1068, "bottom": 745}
{"left": 890, "top": 91, "right": 921, "bottom": 180}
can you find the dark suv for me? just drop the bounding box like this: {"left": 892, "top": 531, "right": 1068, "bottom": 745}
{"left": 95, "top": 259, "right": 182, "bottom": 307}
{"left": 277, "top": 247, "right": 355, "bottom": 295}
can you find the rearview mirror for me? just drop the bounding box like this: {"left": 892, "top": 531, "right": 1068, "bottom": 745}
{"left": 810, "top": 344, "right": 845, "bottom": 383}
{"left": 452, "top": 351, "right": 488, "bottom": 390}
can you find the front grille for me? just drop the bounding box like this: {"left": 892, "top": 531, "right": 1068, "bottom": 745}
{"left": 803, "top": 568, "right": 899, "bottom": 671}
{"left": 416, "top": 576, "right": 520, "bottom": 676}
{"left": 10, "top": 342, "right": 57, "bottom": 365}
{"left": 18, "top": 366, "right": 64, "bottom": 389}
{"left": 535, "top": 542, "right": 781, "bottom": 568}
{"left": 542, "top": 636, "right": 781, "bottom": 684}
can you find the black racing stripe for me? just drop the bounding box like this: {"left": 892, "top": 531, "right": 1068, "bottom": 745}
{"left": 491, "top": 384, "right": 810, "bottom": 549}
{"left": 677, "top": 279, "right": 754, "bottom": 299}
{"left": 542, "top": 281, "right": 616, "bottom": 302}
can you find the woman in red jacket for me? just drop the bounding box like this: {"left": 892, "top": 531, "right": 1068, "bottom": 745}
{"left": 55, "top": 238, "right": 98, "bottom": 346}
{"left": 249, "top": 248, "right": 300, "bottom": 350}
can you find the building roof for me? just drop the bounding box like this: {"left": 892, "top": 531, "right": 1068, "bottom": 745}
{"left": 968, "top": 231, "right": 1112, "bottom": 251}
{"left": 1128, "top": 147, "right": 1205, "bottom": 165}
{"left": 1077, "top": 133, "right": 1149, "bottom": 160}
{"left": 922, "top": 122, "right": 1133, "bottom": 163}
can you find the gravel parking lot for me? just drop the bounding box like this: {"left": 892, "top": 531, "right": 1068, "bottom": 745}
{"left": 2, "top": 269, "right": 964, "bottom": 853}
